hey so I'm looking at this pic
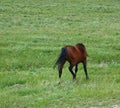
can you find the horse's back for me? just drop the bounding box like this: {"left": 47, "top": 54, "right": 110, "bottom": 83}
{"left": 65, "top": 46, "right": 81, "bottom": 65}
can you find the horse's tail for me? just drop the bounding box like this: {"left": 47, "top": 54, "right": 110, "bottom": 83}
{"left": 53, "top": 47, "right": 67, "bottom": 70}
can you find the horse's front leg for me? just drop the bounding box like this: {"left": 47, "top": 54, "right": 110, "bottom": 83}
{"left": 83, "top": 61, "right": 89, "bottom": 80}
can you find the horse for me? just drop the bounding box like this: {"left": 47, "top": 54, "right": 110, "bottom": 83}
{"left": 54, "top": 43, "right": 89, "bottom": 83}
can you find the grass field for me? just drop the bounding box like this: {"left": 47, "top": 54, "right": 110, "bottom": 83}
{"left": 0, "top": 0, "right": 120, "bottom": 108}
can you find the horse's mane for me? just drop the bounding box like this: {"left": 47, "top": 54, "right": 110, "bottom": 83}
{"left": 76, "top": 43, "right": 88, "bottom": 56}
{"left": 76, "top": 43, "right": 85, "bottom": 48}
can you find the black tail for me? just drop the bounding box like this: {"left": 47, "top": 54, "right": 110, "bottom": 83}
{"left": 54, "top": 47, "right": 67, "bottom": 69}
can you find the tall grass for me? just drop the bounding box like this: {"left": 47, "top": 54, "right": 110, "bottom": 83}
{"left": 0, "top": 0, "right": 120, "bottom": 108}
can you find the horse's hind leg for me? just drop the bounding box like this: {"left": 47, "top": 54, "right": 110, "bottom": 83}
{"left": 58, "top": 67, "right": 62, "bottom": 84}
{"left": 69, "top": 64, "right": 76, "bottom": 80}
{"left": 58, "top": 62, "right": 65, "bottom": 84}
{"left": 83, "top": 61, "right": 89, "bottom": 80}
{"left": 75, "top": 64, "right": 78, "bottom": 76}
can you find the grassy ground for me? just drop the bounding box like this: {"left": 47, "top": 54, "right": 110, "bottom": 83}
{"left": 0, "top": 0, "right": 120, "bottom": 108}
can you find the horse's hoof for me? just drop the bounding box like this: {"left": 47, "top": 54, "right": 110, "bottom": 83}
{"left": 58, "top": 79, "right": 61, "bottom": 84}
{"left": 86, "top": 77, "right": 89, "bottom": 80}
{"left": 58, "top": 81, "right": 61, "bottom": 85}
{"left": 73, "top": 78, "right": 76, "bottom": 81}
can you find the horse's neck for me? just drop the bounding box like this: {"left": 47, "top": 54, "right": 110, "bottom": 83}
{"left": 74, "top": 46, "right": 80, "bottom": 53}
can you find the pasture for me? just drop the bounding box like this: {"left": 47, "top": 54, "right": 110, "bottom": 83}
{"left": 0, "top": 0, "right": 120, "bottom": 108}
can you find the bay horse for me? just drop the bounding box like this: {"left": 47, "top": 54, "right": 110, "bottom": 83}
{"left": 54, "top": 43, "right": 89, "bottom": 83}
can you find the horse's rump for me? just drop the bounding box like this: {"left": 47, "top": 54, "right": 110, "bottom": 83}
{"left": 65, "top": 46, "right": 81, "bottom": 65}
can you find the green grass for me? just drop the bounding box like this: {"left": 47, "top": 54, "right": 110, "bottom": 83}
{"left": 0, "top": 0, "right": 120, "bottom": 108}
